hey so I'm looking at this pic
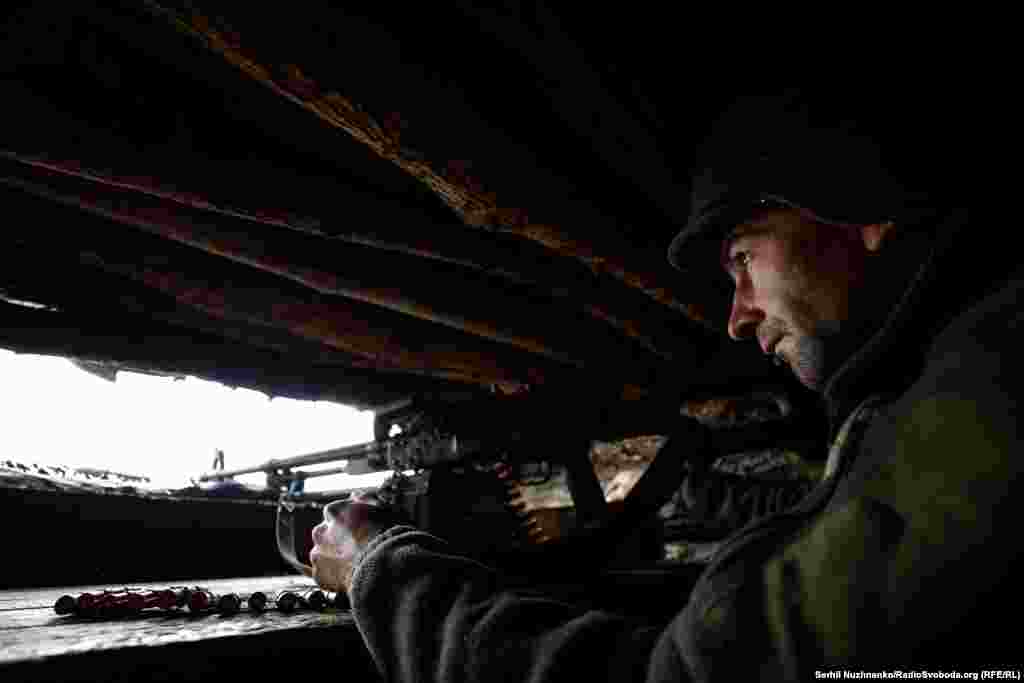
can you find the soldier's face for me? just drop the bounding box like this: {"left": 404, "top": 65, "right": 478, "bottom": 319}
{"left": 722, "top": 209, "right": 873, "bottom": 391}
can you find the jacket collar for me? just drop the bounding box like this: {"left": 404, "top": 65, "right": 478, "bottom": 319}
{"left": 821, "top": 209, "right": 998, "bottom": 439}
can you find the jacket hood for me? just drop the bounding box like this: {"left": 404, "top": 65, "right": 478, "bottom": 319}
{"left": 822, "top": 207, "right": 1016, "bottom": 438}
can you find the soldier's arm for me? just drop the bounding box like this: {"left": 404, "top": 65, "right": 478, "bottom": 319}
{"left": 347, "top": 526, "right": 673, "bottom": 683}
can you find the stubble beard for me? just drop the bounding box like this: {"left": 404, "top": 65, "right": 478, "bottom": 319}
{"left": 787, "top": 329, "right": 831, "bottom": 391}
{"left": 789, "top": 314, "right": 879, "bottom": 392}
{"left": 775, "top": 248, "right": 859, "bottom": 392}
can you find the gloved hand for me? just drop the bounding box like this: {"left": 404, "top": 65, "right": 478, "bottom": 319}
{"left": 309, "top": 492, "right": 405, "bottom": 593}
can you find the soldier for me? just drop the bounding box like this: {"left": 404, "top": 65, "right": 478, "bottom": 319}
{"left": 311, "top": 93, "right": 1016, "bottom": 680}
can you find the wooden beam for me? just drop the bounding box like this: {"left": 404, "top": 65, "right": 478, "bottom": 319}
{"left": 0, "top": 147, "right": 702, "bottom": 362}
{"left": 86, "top": 254, "right": 556, "bottom": 389}
{"left": 1, "top": 184, "right": 610, "bottom": 389}
{"left": 0, "top": 301, "right": 457, "bottom": 409}
{"left": 0, "top": 240, "right": 386, "bottom": 371}
{"left": 0, "top": 161, "right": 677, "bottom": 372}
{"left": 0, "top": 71, "right": 706, "bottom": 363}
{"left": 0, "top": 180, "right": 790, "bottom": 409}
{"left": 132, "top": 1, "right": 711, "bottom": 327}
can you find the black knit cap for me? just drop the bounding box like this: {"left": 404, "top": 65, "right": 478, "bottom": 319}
{"left": 668, "top": 91, "right": 940, "bottom": 331}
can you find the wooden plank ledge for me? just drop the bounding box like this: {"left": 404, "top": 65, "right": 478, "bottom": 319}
{"left": 0, "top": 575, "right": 379, "bottom": 682}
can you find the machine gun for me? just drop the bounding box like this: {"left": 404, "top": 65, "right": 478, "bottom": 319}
{"left": 197, "top": 388, "right": 826, "bottom": 581}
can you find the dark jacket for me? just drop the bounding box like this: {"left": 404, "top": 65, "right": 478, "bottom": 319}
{"left": 346, "top": 208, "right": 1023, "bottom": 681}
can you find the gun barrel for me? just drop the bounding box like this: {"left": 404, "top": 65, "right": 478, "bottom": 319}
{"left": 294, "top": 465, "right": 352, "bottom": 480}
{"left": 197, "top": 439, "right": 387, "bottom": 482}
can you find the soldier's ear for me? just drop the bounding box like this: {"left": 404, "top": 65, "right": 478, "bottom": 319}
{"left": 862, "top": 221, "right": 896, "bottom": 252}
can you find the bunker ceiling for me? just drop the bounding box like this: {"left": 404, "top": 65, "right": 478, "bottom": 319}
{"left": 2, "top": 1, "right": 823, "bottom": 421}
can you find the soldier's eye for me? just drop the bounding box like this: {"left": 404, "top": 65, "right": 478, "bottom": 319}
{"left": 731, "top": 250, "right": 752, "bottom": 270}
